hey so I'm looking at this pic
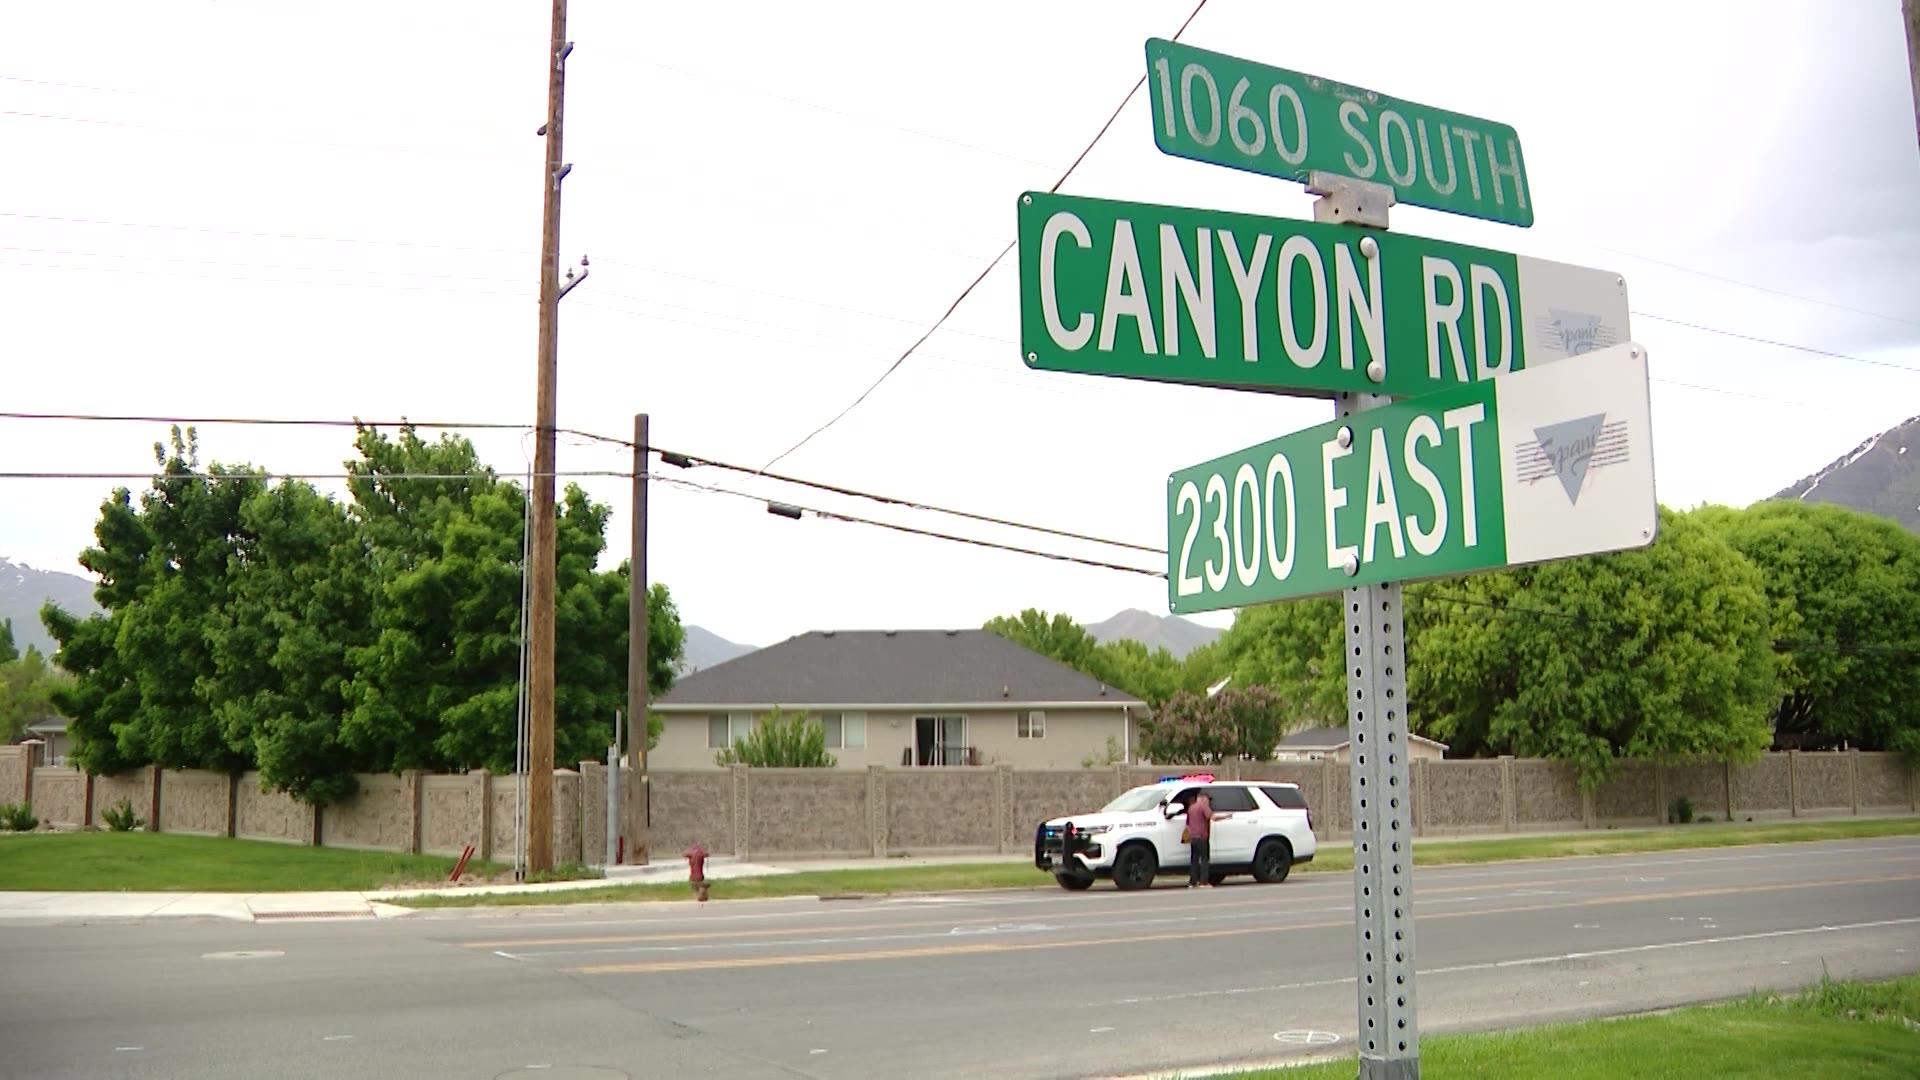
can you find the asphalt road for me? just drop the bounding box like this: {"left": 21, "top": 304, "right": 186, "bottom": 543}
{"left": 3, "top": 837, "right": 1918, "bottom": 1080}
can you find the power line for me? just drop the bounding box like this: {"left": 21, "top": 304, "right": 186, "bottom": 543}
{"left": 0, "top": 211, "right": 530, "bottom": 257}
{"left": 1594, "top": 243, "right": 1920, "bottom": 329}
{"left": 758, "top": 0, "right": 1215, "bottom": 471}
{"left": 1632, "top": 311, "right": 1920, "bottom": 374}
{"left": 0, "top": 410, "right": 534, "bottom": 433}
{"left": 0, "top": 470, "right": 628, "bottom": 482}
{"left": 657, "top": 445, "right": 1161, "bottom": 554}
{"left": 651, "top": 473, "right": 1164, "bottom": 578}
{"left": 2, "top": 408, "right": 1165, "bottom": 554}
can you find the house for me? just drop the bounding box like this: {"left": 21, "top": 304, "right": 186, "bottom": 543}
{"left": 650, "top": 629, "right": 1148, "bottom": 770}
{"left": 1272, "top": 725, "right": 1450, "bottom": 763}
{"left": 20, "top": 715, "right": 70, "bottom": 765}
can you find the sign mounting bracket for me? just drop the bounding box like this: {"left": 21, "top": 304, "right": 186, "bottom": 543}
{"left": 1308, "top": 171, "right": 1397, "bottom": 229}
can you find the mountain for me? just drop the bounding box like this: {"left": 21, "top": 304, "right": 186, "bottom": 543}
{"left": 1772, "top": 413, "right": 1920, "bottom": 534}
{"left": 1085, "top": 608, "right": 1223, "bottom": 658}
{"left": 678, "top": 625, "right": 756, "bottom": 674}
{"left": 0, "top": 558, "right": 100, "bottom": 658}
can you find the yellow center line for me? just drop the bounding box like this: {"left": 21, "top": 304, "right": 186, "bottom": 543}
{"left": 567, "top": 872, "right": 1920, "bottom": 975}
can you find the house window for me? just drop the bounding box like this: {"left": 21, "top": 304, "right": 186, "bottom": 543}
{"left": 822, "top": 711, "right": 867, "bottom": 750}
{"left": 707, "top": 712, "right": 754, "bottom": 749}
{"left": 1017, "top": 709, "right": 1046, "bottom": 739}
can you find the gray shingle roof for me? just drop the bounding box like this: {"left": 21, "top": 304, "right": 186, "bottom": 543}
{"left": 655, "top": 630, "right": 1147, "bottom": 709}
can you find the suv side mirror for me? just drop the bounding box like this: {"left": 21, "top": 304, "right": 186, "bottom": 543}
{"left": 1165, "top": 803, "right": 1185, "bottom": 819}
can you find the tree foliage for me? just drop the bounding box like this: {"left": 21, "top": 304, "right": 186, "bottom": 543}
{"left": 1138, "top": 685, "right": 1290, "bottom": 764}
{"left": 1695, "top": 500, "right": 1920, "bottom": 756}
{"left": 42, "top": 424, "right": 688, "bottom": 804}
{"left": 982, "top": 607, "right": 1215, "bottom": 708}
{"left": 713, "top": 708, "right": 835, "bottom": 768}
{"left": 1412, "top": 507, "right": 1778, "bottom": 786}
{"left": 985, "top": 496, "right": 1920, "bottom": 778}
{"left": 0, "top": 639, "right": 69, "bottom": 745}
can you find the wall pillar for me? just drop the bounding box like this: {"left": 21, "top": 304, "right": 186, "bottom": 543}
{"left": 1411, "top": 758, "right": 1428, "bottom": 837}
{"left": 1580, "top": 786, "right": 1595, "bottom": 830}
{"left": 993, "top": 764, "right": 1013, "bottom": 853}
{"left": 1499, "top": 756, "right": 1516, "bottom": 834}
{"left": 730, "top": 764, "right": 750, "bottom": 859}
{"left": 1654, "top": 762, "right": 1667, "bottom": 824}
{"left": 1724, "top": 758, "right": 1736, "bottom": 822}
{"left": 81, "top": 771, "right": 96, "bottom": 830}
{"left": 867, "top": 765, "right": 888, "bottom": 858}
{"left": 1788, "top": 750, "right": 1800, "bottom": 818}
{"left": 147, "top": 765, "right": 163, "bottom": 832}
{"left": 1849, "top": 749, "right": 1860, "bottom": 816}
{"left": 477, "top": 771, "right": 495, "bottom": 861}
{"left": 402, "top": 770, "right": 424, "bottom": 854}
{"left": 224, "top": 773, "right": 239, "bottom": 838}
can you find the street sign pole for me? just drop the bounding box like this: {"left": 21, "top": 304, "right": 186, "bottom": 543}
{"left": 1318, "top": 176, "right": 1420, "bottom": 1080}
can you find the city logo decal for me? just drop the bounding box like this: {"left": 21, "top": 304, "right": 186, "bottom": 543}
{"left": 1516, "top": 413, "right": 1631, "bottom": 505}
{"left": 1537, "top": 308, "right": 1619, "bottom": 358}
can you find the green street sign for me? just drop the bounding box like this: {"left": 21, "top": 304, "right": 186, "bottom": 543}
{"left": 1018, "top": 190, "right": 1627, "bottom": 398}
{"left": 1165, "top": 341, "right": 1658, "bottom": 614}
{"left": 1144, "top": 38, "right": 1533, "bottom": 228}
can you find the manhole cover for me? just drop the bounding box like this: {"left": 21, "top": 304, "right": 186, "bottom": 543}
{"left": 496, "top": 1070, "right": 629, "bottom": 1080}
{"left": 201, "top": 950, "right": 285, "bottom": 960}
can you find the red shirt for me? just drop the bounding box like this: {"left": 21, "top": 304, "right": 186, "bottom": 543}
{"left": 1185, "top": 794, "right": 1214, "bottom": 841}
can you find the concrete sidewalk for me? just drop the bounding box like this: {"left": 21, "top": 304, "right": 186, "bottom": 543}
{"left": 0, "top": 852, "right": 1037, "bottom": 924}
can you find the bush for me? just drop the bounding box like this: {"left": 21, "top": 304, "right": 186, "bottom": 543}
{"left": 0, "top": 802, "right": 37, "bottom": 831}
{"left": 714, "top": 707, "right": 836, "bottom": 768}
{"left": 101, "top": 797, "right": 144, "bottom": 832}
{"left": 1668, "top": 796, "right": 1694, "bottom": 825}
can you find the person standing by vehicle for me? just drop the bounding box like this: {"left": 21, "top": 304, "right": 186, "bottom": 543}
{"left": 1185, "top": 789, "right": 1214, "bottom": 888}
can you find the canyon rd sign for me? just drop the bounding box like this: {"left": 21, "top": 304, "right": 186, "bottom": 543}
{"left": 1017, "top": 190, "right": 1627, "bottom": 399}
{"left": 1164, "top": 341, "right": 1658, "bottom": 614}
{"left": 1144, "top": 38, "right": 1533, "bottom": 228}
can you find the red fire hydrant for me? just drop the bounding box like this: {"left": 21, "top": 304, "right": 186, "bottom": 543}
{"left": 685, "top": 843, "right": 711, "bottom": 902}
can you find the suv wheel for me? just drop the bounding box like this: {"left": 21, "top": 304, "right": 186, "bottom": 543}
{"left": 1054, "top": 872, "right": 1094, "bottom": 891}
{"left": 1112, "top": 843, "right": 1156, "bottom": 891}
{"left": 1252, "top": 837, "right": 1294, "bottom": 884}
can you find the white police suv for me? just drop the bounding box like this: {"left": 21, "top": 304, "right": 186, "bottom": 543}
{"left": 1033, "top": 774, "right": 1317, "bottom": 891}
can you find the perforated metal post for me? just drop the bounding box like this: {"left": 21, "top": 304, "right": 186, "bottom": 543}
{"left": 1320, "top": 172, "right": 1419, "bottom": 1079}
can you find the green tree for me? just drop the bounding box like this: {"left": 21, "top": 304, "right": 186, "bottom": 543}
{"left": 1412, "top": 507, "right": 1778, "bottom": 787}
{"left": 1085, "top": 638, "right": 1185, "bottom": 706}
{"left": 713, "top": 707, "right": 835, "bottom": 767}
{"left": 0, "top": 645, "right": 69, "bottom": 744}
{"left": 0, "top": 619, "right": 16, "bottom": 664}
{"left": 1211, "top": 598, "right": 1346, "bottom": 729}
{"left": 204, "top": 479, "right": 370, "bottom": 805}
{"left": 1697, "top": 500, "right": 1920, "bottom": 755}
{"left": 1138, "top": 685, "right": 1289, "bottom": 763}
{"left": 982, "top": 609, "right": 1099, "bottom": 671}
{"left": 44, "top": 428, "right": 266, "bottom": 776}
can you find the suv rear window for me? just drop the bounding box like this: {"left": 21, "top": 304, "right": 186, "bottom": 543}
{"left": 1261, "top": 785, "right": 1309, "bottom": 810}
{"left": 1206, "top": 785, "right": 1258, "bottom": 813}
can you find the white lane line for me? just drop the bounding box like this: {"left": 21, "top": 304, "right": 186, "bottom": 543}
{"left": 113, "top": 1046, "right": 142, "bottom": 1052}
{"left": 500, "top": 891, "right": 1550, "bottom": 961}
{"left": 323, "top": 1035, "right": 354, "bottom": 1042}
{"left": 1088, "top": 916, "right": 1920, "bottom": 1007}
{"left": 493, "top": 950, "right": 527, "bottom": 961}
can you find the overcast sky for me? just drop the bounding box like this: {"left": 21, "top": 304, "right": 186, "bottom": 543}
{"left": 4, "top": 0, "right": 1918, "bottom": 648}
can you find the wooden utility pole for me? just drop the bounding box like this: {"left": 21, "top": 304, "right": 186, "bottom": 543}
{"left": 1905, "top": 0, "right": 1919, "bottom": 148}
{"left": 526, "top": 0, "right": 571, "bottom": 874}
{"left": 626, "top": 413, "right": 651, "bottom": 863}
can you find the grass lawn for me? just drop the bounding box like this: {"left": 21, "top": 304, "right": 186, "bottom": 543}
{"left": 390, "top": 815, "right": 1920, "bottom": 909}
{"left": 1187, "top": 975, "right": 1920, "bottom": 1079}
{"left": 0, "top": 831, "right": 505, "bottom": 892}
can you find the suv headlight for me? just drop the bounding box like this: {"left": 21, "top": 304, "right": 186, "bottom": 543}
{"left": 1073, "top": 824, "right": 1113, "bottom": 835}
